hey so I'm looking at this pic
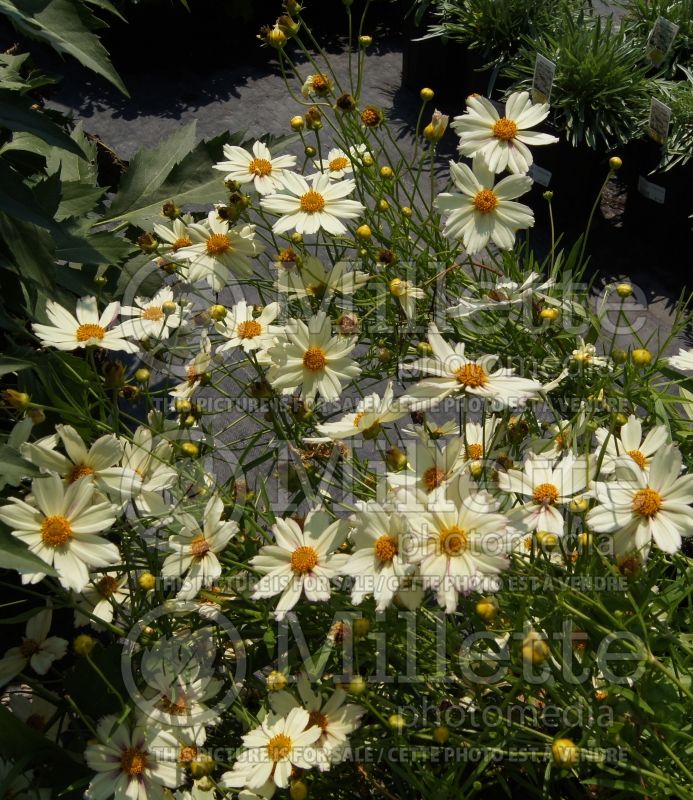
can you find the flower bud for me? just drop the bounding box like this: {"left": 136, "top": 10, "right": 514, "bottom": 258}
{"left": 290, "top": 115, "right": 305, "bottom": 131}
{"left": 432, "top": 725, "right": 449, "bottom": 744}
{"left": 137, "top": 232, "right": 158, "bottom": 254}
{"left": 138, "top": 572, "right": 156, "bottom": 590}
{"left": 609, "top": 156, "right": 622, "bottom": 171}
{"left": 388, "top": 278, "right": 406, "bottom": 297}
{"left": 347, "top": 675, "right": 366, "bottom": 695}
{"left": 475, "top": 597, "right": 498, "bottom": 622}
{"left": 615, "top": 283, "right": 632, "bottom": 298}
{"left": 290, "top": 781, "right": 308, "bottom": 800}
{"left": 522, "top": 630, "right": 550, "bottom": 665}
{"left": 189, "top": 754, "right": 215, "bottom": 779}
{"left": 74, "top": 634, "right": 96, "bottom": 656}
{"left": 356, "top": 224, "right": 372, "bottom": 239}
{"left": 377, "top": 198, "right": 390, "bottom": 211}
{"left": 360, "top": 105, "right": 383, "bottom": 127}
{"left": 103, "top": 361, "right": 126, "bottom": 389}
{"left": 543, "top": 190, "right": 554, "bottom": 201}
{"left": 420, "top": 87, "right": 434, "bottom": 101}
{"left": 336, "top": 93, "right": 356, "bottom": 111}
{"left": 94, "top": 275, "right": 108, "bottom": 286}
{"left": 401, "top": 206, "right": 413, "bottom": 217}
{"left": 353, "top": 618, "right": 370, "bottom": 638}
{"left": 162, "top": 300, "right": 178, "bottom": 316}
{"left": 423, "top": 109, "right": 449, "bottom": 141}
{"left": 631, "top": 348, "right": 652, "bottom": 366}
{"left": 551, "top": 738, "right": 579, "bottom": 769}
{"left": 175, "top": 399, "right": 192, "bottom": 414}
{"left": 540, "top": 307, "right": 560, "bottom": 321}
{"left": 209, "top": 304, "right": 227, "bottom": 321}
{"left": 380, "top": 165, "right": 394, "bottom": 179}
{"left": 359, "top": 35, "right": 373, "bottom": 47}
{"left": 388, "top": 713, "right": 406, "bottom": 732}
{"left": 386, "top": 447, "right": 408, "bottom": 471}
{"left": 569, "top": 497, "right": 589, "bottom": 514}
{"left": 611, "top": 348, "right": 628, "bottom": 364}
{"left": 267, "top": 670, "right": 287, "bottom": 691}
{"left": 162, "top": 201, "right": 181, "bottom": 219}
{"left": 362, "top": 153, "right": 374, "bottom": 167}
{"left": 416, "top": 341, "right": 433, "bottom": 356}
{"left": 134, "top": 368, "right": 151, "bottom": 384}
{"left": 1, "top": 389, "right": 30, "bottom": 410}
{"left": 180, "top": 442, "right": 199, "bottom": 458}
{"left": 290, "top": 232, "right": 303, "bottom": 244}
{"left": 304, "top": 145, "right": 317, "bottom": 157}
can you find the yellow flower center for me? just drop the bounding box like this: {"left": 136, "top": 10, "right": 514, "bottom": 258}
{"left": 97, "top": 575, "right": 119, "bottom": 597}
{"left": 186, "top": 366, "right": 201, "bottom": 385}
{"left": 40, "top": 515, "right": 73, "bottom": 547}
{"left": 19, "top": 639, "right": 40, "bottom": 657}
{"left": 438, "top": 526, "right": 468, "bottom": 556}
{"left": 172, "top": 235, "right": 192, "bottom": 251}
{"left": 473, "top": 189, "right": 499, "bottom": 214}
{"left": 76, "top": 323, "right": 106, "bottom": 342}
{"left": 69, "top": 463, "right": 95, "bottom": 483}
{"left": 532, "top": 483, "right": 559, "bottom": 505}
{"left": 466, "top": 443, "right": 484, "bottom": 459}
{"left": 303, "top": 347, "right": 327, "bottom": 372}
{"left": 159, "top": 695, "right": 188, "bottom": 715}
{"left": 627, "top": 449, "right": 648, "bottom": 469}
{"left": 422, "top": 466, "right": 447, "bottom": 492}
{"left": 492, "top": 117, "right": 518, "bottom": 141}
{"left": 307, "top": 709, "right": 329, "bottom": 731}
{"left": 267, "top": 733, "right": 292, "bottom": 762}
{"left": 178, "top": 745, "right": 198, "bottom": 764}
{"left": 328, "top": 156, "right": 349, "bottom": 172}
{"left": 190, "top": 534, "right": 211, "bottom": 558}
{"left": 299, "top": 190, "right": 326, "bottom": 213}
{"left": 142, "top": 306, "right": 164, "bottom": 321}
{"left": 454, "top": 363, "right": 488, "bottom": 387}
{"left": 311, "top": 75, "right": 330, "bottom": 93}
{"left": 237, "top": 320, "right": 262, "bottom": 339}
{"left": 248, "top": 158, "right": 273, "bottom": 176}
{"left": 374, "top": 534, "right": 398, "bottom": 563}
{"left": 206, "top": 233, "right": 232, "bottom": 256}
{"left": 632, "top": 488, "right": 662, "bottom": 518}
{"left": 120, "top": 747, "right": 149, "bottom": 776}
{"left": 353, "top": 412, "right": 365, "bottom": 427}
{"left": 290, "top": 545, "right": 318, "bottom": 574}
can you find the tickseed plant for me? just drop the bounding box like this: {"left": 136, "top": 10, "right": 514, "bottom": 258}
{"left": 0, "top": 2, "right": 692, "bottom": 800}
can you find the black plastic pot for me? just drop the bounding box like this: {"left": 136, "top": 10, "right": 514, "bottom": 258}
{"left": 525, "top": 125, "right": 606, "bottom": 242}
{"left": 622, "top": 138, "right": 693, "bottom": 254}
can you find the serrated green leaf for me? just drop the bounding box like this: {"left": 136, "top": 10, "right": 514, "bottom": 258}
{"left": 0, "top": 0, "right": 127, "bottom": 95}
{"left": 104, "top": 120, "right": 198, "bottom": 220}
{"left": 0, "top": 357, "right": 34, "bottom": 377}
{"left": 0, "top": 158, "right": 57, "bottom": 228}
{"left": 46, "top": 123, "right": 98, "bottom": 185}
{"left": 0, "top": 211, "right": 56, "bottom": 289}
{"left": 0, "top": 90, "right": 84, "bottom": 156}
{"left": 55, "top": 181, "right": 105, "bottom": 220}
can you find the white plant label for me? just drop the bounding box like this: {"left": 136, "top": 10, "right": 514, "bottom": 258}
{"left": 638, "top": 176, "right": 666, "bottom": 204}
{"left": 646, "top": 16, "right": 679, "bottom": 66}
{"left": 532, "top": 54, "right": 556, "bottom": 104}
{"left": 648, "top": 98, "right": 672, "bottom": 144}
{"left": 528, "top": 164, "right": 552, "bottom": 187}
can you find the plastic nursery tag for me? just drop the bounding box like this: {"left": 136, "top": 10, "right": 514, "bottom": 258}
{"left": 528, "top": 164, "right": 552, "bottom": 187}
{"left": 646, "top": 16, "right": 679, "bottom": 66}
{"left": 532, "top": 54, "right": 556, "bottom": 104}
{"left": 648, "top": 98, "right": 672, "bottom": 144}
{"left": 638, "top": 176, "right": 666, "bottom": 204}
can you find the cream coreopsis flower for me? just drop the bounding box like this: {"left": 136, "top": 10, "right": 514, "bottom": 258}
{"left": 437, "top": 156, "right": 534, "bottom": 254}
{"left": 268, "top": 674, "right": 365, "bottom": 769}
{"left": 169, "top": 333, "right": 214, "bottom": 400}
{"left": 497, "top": 453, "right": 591, "bottom": 535}
{"left": 0, "top": 609, "right": 67, "bottom": 687}
{"left": 463, "top": 417, "right": 501, "bottom": 464}
{"left": 74, "top": 572, "right": 130, "bottom": 628}
{"left": 669, "top": 348, "right": 693, "bottom": 372}
{"left": 175, "top": 211, "right": 263, "bottom": 291}
{"left": 312, "top": 381, "right": 406, "bottom": 440}
{"left": 250, "top": 509, "right": 349, "bottom": 620}
{"left": 0, "top": 474, "right": 119, "bottom": 592}
{"left": 587, "top": 444, "right": 693, "bottom": 557}
{"left": 301, "top": 73, "right": 334, "bottom": 97}
{"left": 261, "top": 172, "right": 364, "bottom": 236}
{"left": 119, "top": 287, "right": 188, "bottom": 340}
{"left": 221, "top": 708, "right": 321, "bottom": 790}
{"left": 21, "top": 424, "right": 141, "bottom": 502}
{"left": 153, "top": 216, "right": 194, "bottom": 256}
{"left": 308, "top": 145, "right": 367, "bottom": 179}
{"left": 406, "top": 477, "right": 513, "bottom": 613}
{"left": 388, "top": 436, "right": 467, "bottom": 500}
{"left": 161, "top": 494, "right": 238, "bottom": 600}
{"left": 341, "top": 504, "right": 414, "bottom": 611}
{"left": 571, "top": 337, "right": 611, "bottom": 368}
{"left": 215, "top": 301, "right": 282, "bottom": 355}
{"left": 447, "top": 271, "right": 554, "bottom": 319}
{"left": 401, "top": 323, "right": 543, "bottom": 410}
{"left": 595, "top": 415, "right": 669, "bottom": 475}
{"left": 276, "top": 257, "right": 369, "bottom": 299}
{"left": 266, "top": 311, "right": 360, "bottom": 404}
{"left": 121, "top": 426, "right": 177, "bottom": 515}
{"left": 32, "top": 296, "right": 137, "bottom": 353}
{"left": 85, "top": 714, "right": 183, "bottom": 800}
{"left": 388, "top": 277, "right": 425, "bottom": 321}
{"left": 4, "top": 686, "right": 60, "bottom": 740}
{"left": 451, "top": 91, "right": 558, "bottom": 174}
{"left": 213, "top": 140, "right": 297, "bottom": 195}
